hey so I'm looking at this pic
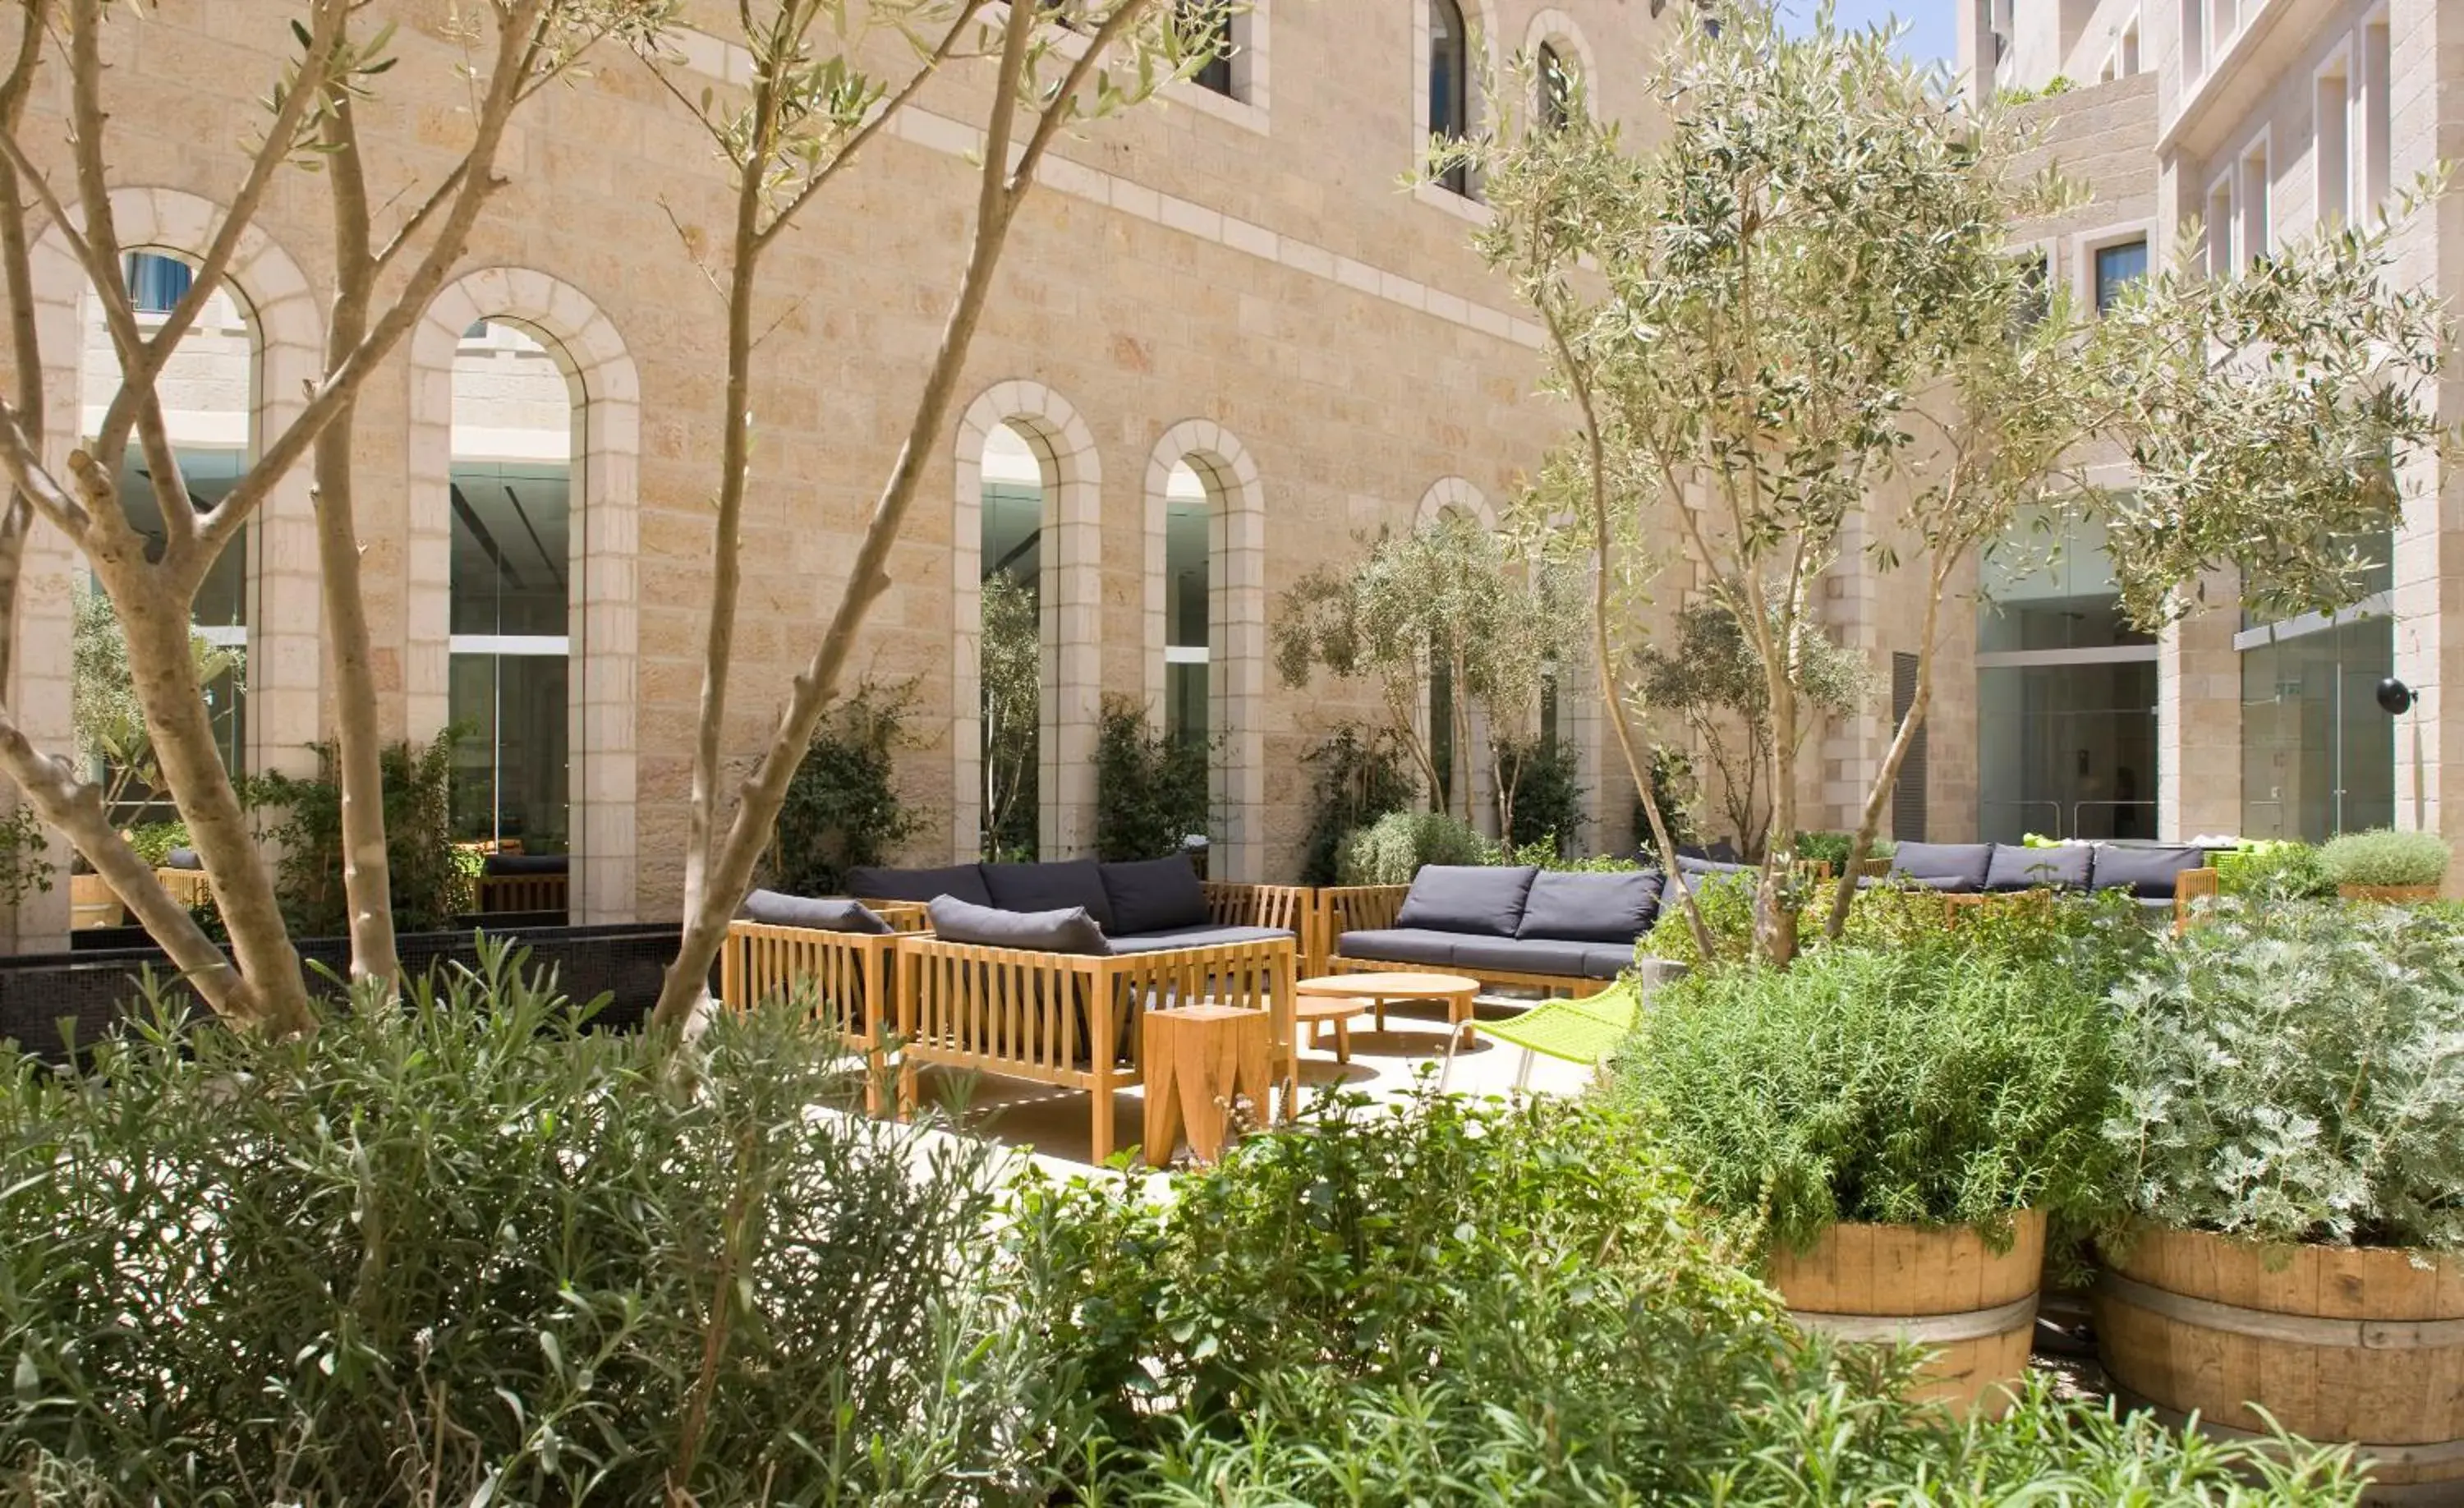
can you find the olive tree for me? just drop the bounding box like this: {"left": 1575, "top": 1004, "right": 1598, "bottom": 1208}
{"left": 1477, "top": 5, "right": 2448, "bottom": 963}
{"left": 0, "top": 0, "right": 665, "bottom": 1031}
{"left": 646, "top": 0, "right": 1225, "bottom": 1034}
{"left": 1273, "top": 511, "right": 1587, "bottom": 832}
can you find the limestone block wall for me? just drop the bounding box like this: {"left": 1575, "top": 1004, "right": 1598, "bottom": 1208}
{"left": 0, "top": 0, "right": 1679, "bottom": 937}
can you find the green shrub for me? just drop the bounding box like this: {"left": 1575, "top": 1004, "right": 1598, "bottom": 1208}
{"left": 247, "top": 729, "right": 471, "bottom": 936}
{"left": 1020, "top": 1088, "right": 2361, "bottom": 1506}
{"left": 1635, "top": 743, "right": 1703, "bottom": 853}
{"left": 0, "top": 805, "right": 50, "bottom": 913}
{"left": 2319, "top": 826, "right": 2452, "bottom": 889}
{"left": 1095, "top": 695, "right": 1214, "bottom": 862}
{"left": 1613, "top": 941, "right": 2119, "bottom": 1253}
{"left": 1642, "top": 867, "right": 1766, "bottom": 968}
{"left": 122, "top": 820, "right": 189, "bottom": 869}
{"left": 2216, "top": 839, "right": 2334, "bottom": 899}
{"left": 2107, "top": 901, "right": 2464, "bottom": 1248}
{"left": 1335, "top": 808, "right": 1483, "bottom": 885}
{"left": 1794, "top": 828, "right": 1895, "bottom": 866}
{"left": 770, "top": 678, "right": 923, "bottom": 895}
{"left": 0, "top": 944, "right": 1076, "bottom": 1504}
{"left": 1497, "top": 736, "right": 1586, "bottom": 856}
{"left": 1297, "top": 721, "right": 1419, "bottom": 885}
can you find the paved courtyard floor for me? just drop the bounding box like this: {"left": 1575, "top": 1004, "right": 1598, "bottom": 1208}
{"left": 907, "top": 993, "right": 1595, "bottom": 1174}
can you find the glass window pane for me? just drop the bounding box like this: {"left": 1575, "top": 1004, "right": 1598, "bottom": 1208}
{"left": 449, "top": 462, "right": 572, "bottom": 636}
{"left": 2094, "top": 238, "right": 2148, "bottom": 313}
{"left": 1976, "top": 662, "right": 2158, "bottom": 843}
{"left": 450, "top": 652, "right": 569, "bottom": 849}
{"left": 2240, "top": 616, "right": 2394, "bottom": 839}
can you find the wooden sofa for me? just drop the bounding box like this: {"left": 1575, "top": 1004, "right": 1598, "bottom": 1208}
{"left": 719, "top": 899, "right": 929, "bottom": 1112}
{"left": 1319, "top": 866, "right": 1670, "bottom": 996}
{"left": 894, "top": 930, "right": 1295, "bottom": 1162}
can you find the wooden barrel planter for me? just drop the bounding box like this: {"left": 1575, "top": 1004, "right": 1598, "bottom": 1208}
{"left": 2340, "top": 884, "right": 2443, "bottom": 904}
{"left": 68, "top": 872, "right": 122, "bottom": 930}
{"left": 2095, "top": 1226, "right": 2464, "bottom": 1503}
{"left": 1767, "top": 1211, "right": 2045, "bottom": 1418}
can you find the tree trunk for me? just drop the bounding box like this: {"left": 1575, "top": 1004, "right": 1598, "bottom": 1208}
{"left": 105, "top": 556, "right": 311, "bottom": 1033}
{"left": 313, "top": 96, "right": 401, "bottom": 987}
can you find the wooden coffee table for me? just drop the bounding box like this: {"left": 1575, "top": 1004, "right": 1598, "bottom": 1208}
{"left": 1296, "top": 971, "right": 1483, "bottom": 1051}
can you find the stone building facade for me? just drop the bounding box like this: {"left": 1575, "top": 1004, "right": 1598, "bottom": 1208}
{"left": 1953, "top": 0, "right": 2457, "bottom": 857}
{"left": 3, "top": 0, "right": 1680, "bottom": 943}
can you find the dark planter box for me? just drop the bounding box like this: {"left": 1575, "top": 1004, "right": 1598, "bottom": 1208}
{"left": 3, "top": 922, "right": 685, "bottom": 1064}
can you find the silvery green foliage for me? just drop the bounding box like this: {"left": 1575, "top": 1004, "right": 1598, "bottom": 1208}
{"left": 2106, "top": 901, "right": 2464, "bottom": 1249}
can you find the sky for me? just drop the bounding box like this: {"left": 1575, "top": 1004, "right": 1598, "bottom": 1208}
{"left": 1774, "top": 0, "right": 1956, "bottom": 71}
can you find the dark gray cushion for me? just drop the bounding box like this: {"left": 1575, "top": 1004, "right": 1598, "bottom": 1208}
{"left": 1985, "top": 844, "right": 2090, "bottom": 892}
{"left": 1393, "top": 866, "right": 1539, "bottom": 938}
{"left": 848, "top": 863, "right": 992, "bottom": 907}
{"left": 981, "top": 859, "right": 1115, "bottom": 931}
{"left": 484, "top": 852, "right": 568, "bottom": 876}
{"left": 164, "top": 847, "right": 204, "bottom": 871}
{"left": 1103, "top": 924, "right": 1291, "bottom": 956}
{"left": 1335, "top": 928, "right": 1464, "bottom": 968}
{"left": 1451, "top": 936, "right": 1595, "bottom": 979}
{"left": 1887, "top": 842, "right": 1993, "bottom": 894}
{"left": 1676, "top": 854, "right": 1752, "bottom": 878}
{"left": 737, "top": 890, "right": 891, "bottom": 935}
{"left": 926, "top": 894, "right": 1108, "bottom": 955}
{"left": 1098, "top": 857, "right": 1208, "bottom": 936}
{"left": 1578, "top": 943, "right": 1639, "bottom": 980}
{"left": 1515, "top": 870, "right": 1662, "bottom": 944}
{"left": 2090, "top": 844, "right": 2207, "bottom": 899}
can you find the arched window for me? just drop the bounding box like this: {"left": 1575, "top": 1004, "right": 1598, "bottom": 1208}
{"left": 448, "top": 319, "right": 572, "bottom": 855}
{"left": 1538, "top": 40, "right": 1572, "bottom": 131}
{"left": 980, "top": 421, "right": 1047, "bottom": 861}
{"left": 1428, "top": 0, "right": 1471, "bottom": 195}
{"left": 80, "top": 249, "right": 251, "bottom": 809}
{"left": 1164, "top": 461, "right": 1212, "bottom": 750}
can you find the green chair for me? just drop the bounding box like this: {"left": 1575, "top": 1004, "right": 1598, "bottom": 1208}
{"left": 1473, "top": 977, "right": 1643, "bottom": 1090}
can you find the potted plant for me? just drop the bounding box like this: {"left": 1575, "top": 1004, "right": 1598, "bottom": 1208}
{"left": 2098, "top": 900, "right": 2464, "bottom": 1498}
{"left": 2319, "top": 827, "right": 2451, "bottom": 903}
{"left": 1614, "top": 927, "right": 2121, "bottom": 1415}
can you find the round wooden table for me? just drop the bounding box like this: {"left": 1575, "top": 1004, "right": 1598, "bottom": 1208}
{"left": 1295, "top": 971, "right": 1483, "bottom": 1052}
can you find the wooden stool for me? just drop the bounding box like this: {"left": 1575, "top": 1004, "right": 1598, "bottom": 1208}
{"left": 1142, "top": 1004, "right": 1274, "bottom": 1168}
{"left": 1294, "top": 995, "right": 1370, "bottom": 1064}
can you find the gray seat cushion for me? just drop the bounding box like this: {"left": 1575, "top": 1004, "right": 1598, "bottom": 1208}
{"left": 1517, "top": 870, "right": 1662, "bottom": 943}
{"left": 1887, "top": 842, "right": 1993, "bottom": 894}
{"left": 847, "top": 863, "right": 993, "bottom": 908}
{"left": 1335, "top": 928, "right": 1464, "bottom": 968}
{"left": 738, "top": 890, "right": 891, "bottom": 935}
{"left": 1676, "top": 853, "right": 1752, "bottom": 878}
{"left": 1985, "top": 844, "right": 2090, "bottom": 892}
{"left": 2090, "top": 844, "right": 2207, "bottom": 898}
{"left": 926, "top": 894, "right": 1109, "bottom": 955}
{"left": 1098, "top": 857, "right": 1208, "bottom": 936}
{"left": 981, "top": 859, "right": 1115, "bottom": 931}
{"left": 1450, "top": 936, "right": 1597, "bottom": 979}
{"left": 1578, "top": 944, "right": 1639, "bottom": 980}
{"left": 1103, "top": 924, "right": 1292, "bottom": 956}
{"left": 1394, "top": 865, "right": 1539, "bottom": 938}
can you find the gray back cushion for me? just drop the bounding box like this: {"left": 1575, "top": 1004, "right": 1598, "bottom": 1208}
{"left": 1394, "top": 865, "right": 1540, "bottom": 938}
{"left": 846, "top": 863, "right": 992, "bottom": 907}
{"left": 1676, "top": 854, "right": 1751, "bottom": 878}
{"left": 981, "top": 859, "right": 1115, "bottom": 931}
{"left": 1887, "top": 842, "right": 1993, "bottom": 894}
{"left": 163, "top": 847, "right": 204, "bottom": 871}
{"left": 738, "top": 890, "right": 891, "bottom": 935}
{"left": 2091, "top": 844, "right": 2206, "bottom": 898}
{"left": 1098, "top": 857, "right": 1208, "bottom": 936}
{"left": 1984, "top": 844, "right": 2091, "bottom": 892}
{"left": 926, "top": 894, "right": 1109, "bottom": 955}
{"left": 485, "top": 852, "right": 568, "bottom": 876}
{"left": 1515, "top": 870, "right": 1663, "bottom": 944}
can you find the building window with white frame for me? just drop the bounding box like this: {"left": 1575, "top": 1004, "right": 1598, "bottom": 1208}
{"left": 448, "top": 320, "right": 572, "bottom": 853}
{"left": 1182, "top": 0, "right": 1234, "bottom": 96}
{"left": 2239, "top": 140, "right": 2271, "bottom": 265}
{"left": 2094, "top": 238, "right": 2147, "bottom": 314}
{"left": 2360, "top": 14, "right": 2391, "bottom": 216}
{"left": 2315, "top": 57, "right": 2350, "bottom": 229}
{"left": 1428, "top": 0, "right": 1472, "bottom": 195}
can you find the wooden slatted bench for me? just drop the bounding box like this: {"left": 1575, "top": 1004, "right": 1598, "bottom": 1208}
{"left": 719, "top": 901, "right": 930, "bottom": 1113}
{"left": 894, "top": 931, "right": 1295, "bottom": 1164}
